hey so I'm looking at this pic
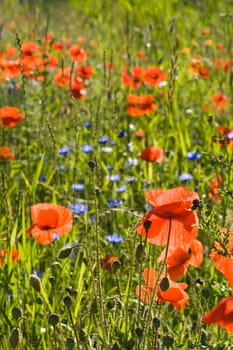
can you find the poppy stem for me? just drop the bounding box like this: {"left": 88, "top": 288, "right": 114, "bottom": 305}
{"left": 91, "top": 157, "right": 108, "bottom": 344}
{"left": 164, "top": 217, "right": 172, "bottom": 275}
{"left": 141, "top": 217, "right": 172, "bottom": 350}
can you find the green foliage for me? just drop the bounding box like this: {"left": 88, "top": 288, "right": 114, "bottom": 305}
{"left": 0, "top": 0, "right": 233, "bottom": 349}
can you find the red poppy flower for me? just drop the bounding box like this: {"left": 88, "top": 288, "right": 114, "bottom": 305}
{"left": 198, "top": 66, "right": 209, "bottom": 79}
{"left": 136, "top": 187, "right": 199, "bottom": 248}
{"left": 212, "top": 126, "right": 233, "bottom": 149}
{"left": 208, "top": 175, "right": 222, "bottom": 201}
{"left": 53, "top": 41, "right": 64, "bottom": 52}
{"left": 100, "top": 254, "right": 119, "bottom": 273}
{"left": 211, "top": 92, "right": 229, "bottom": 108}
{"left": 202, "top": 297, "right": 233, "bottom": 335}
{"left": 0, "top": 249, "right": 19, "bottom": 266}
{"left": 0, "top": 59, "right": 20, "bottom": 81}
{"left": 135, "top": 268, "right": 189, "bottom": 310}
{"left": 158, "top": 239, "right": 203, "bottom": 280}
{"left": 127, "top": 95, "right": 157, "bottom": 117}
{"left": 26, "top": 203, "right": 73, "bottom": 245}
{"left": 211, "top": 228, "right": 233, "bottom": 259}
{"left": 68, "top": 45, "right": 87, "bottom": 62}
{"left": 21, "top": 42, "right": 41, "bottom": 56}
{"left": 75, "top": 65, "right": 93, "bottom": 79}
{"left": 71, "top": 78, "right": 86, "bottom": 99}
{"left": 0, "top": 146, "right": 15, "bottom": 160}
{"left": 54, "top": 67, "right": 72, "bottom": 87}
{"left": 137, "top": 50, "right": 147, "bottom": 62}
{"left": 5, "top": 44, "right": 17, "bottom": 58}
{"left": 122, "top": 67, "right": 144, "bottom": 89}
{"left": 135, "top": 129, "right": 145, "bottom": 138}
{"left": 214, "top": 59, "right": 232, "bottom": 71}
{"left": 139, "top": 146, "right": 164, "bottom": 163}
{"left": 203, "top": 257, "right": 233, "bottom": 335}
{"left": 0, "top": 106, "right": 25, "bottom": 127}
{"left": 144, "top": 67, "right": 167, "bottom": 86}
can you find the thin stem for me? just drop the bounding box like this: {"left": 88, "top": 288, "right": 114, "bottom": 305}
{"left": 67, "top": 306, "right": 80, "bottom": 349}
{"left": 141, "top": 217, "right": 172, "bottom": 350}
{"left": 92, "top": 159, "right": 108, "bottom": 345}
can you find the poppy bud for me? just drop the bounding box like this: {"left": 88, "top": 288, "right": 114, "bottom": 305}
{"left": 36, "top": 296, "right": 43, "bottom": 305}
{"left": 9, "top": 327, "right": 22, "bottom": 348}
{"left": 202, "top": 288, "right": 210, "bottom": 298}
{"left": 29, "top": 274, "right": 41, "bottom": 292}
{"left": 135, "top": 243, "right": 146, "bottom": 263}
{"left": 135, "top": 327, "right": 143, "bottom": 338}
{"left": 162, "top": 334, "right": 174, "bottom": 347}
{"left": 160, "top": 277, "right": 170, "bottom": 291}
{"left": 48, "top": 313, "right": 60, "bottom": 326}
{"left": 111, "top": 260, "right": 121, "bottom": 272}
{"left": 208, "top": 115, "right": 213, "bottom": 123}
{"left": 63, "top": 295, "right": 72, "bottom": 307}
{"left": 88, "top": 160, "right": 95, "bottom": 171}
{"left": 66, "top": 337, "right": 76, "bottom": 349}
{"left": 152, "top": 317, "right": 160, "bottom": 329}
{"left": 11, "top": 306, "right": 22, "bottom": 320}
{"left": 143, "top": 220, "right": 152, "bottom": 231}
{"left": 57, "top": 246, "right": 72, "bottom": 259}
{"left": 49, "top": 276, "right": 56, "bottom": 285}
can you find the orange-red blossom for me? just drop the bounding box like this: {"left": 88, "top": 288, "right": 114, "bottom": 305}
{"left": 136, "top": 268, "right": 189, "bottom": 310}
{"left": 26, "top": 203, "right": 73, "bottom": 245}
{"left": 136, "top": 187, "right": 199, "bottom": 248}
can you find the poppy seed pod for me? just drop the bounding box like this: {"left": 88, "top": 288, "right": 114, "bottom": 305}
{"left": 63, "top": 295, "right": 72, "bottom": 307}
{"left": 57, "top": 246, "right": 73, "bottom": 259}
{"left": 8, "top": 327, "right": 22, "bottom": 348}
{"left": 152, "top": 317, "right": 160, "bottom": 329}
{"left": 160, "top": 277, "right": 170, "bottom": 292}
{"left": 143, "top": 220, "right": 152, "bottom": 231}
{"left": 11, "top": 306, "right": 23, "bottom": 320}
{"left": 66, "top": 337, "right": 76, "bottom": 349}
{"left": 135, "top": 243, "right": 146, "bottom": 263}
{"left": 29, "top": 274, "right": 42, "bottom": 292}
{"left": 48, "top": 313, "right": 60, "bottom": 326}
{"left": 162, "top": 334, "right": 174, "bottom": 347}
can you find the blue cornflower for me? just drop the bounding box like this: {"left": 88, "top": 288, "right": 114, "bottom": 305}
{"left": 33, "top": 269, "right": 43, "bottom": 277}
{"left": 107, "top": 199, "right": 123, "bottom": 207}
{"left": 107, "top": 174, "right": 120, "bottom": 182}
{"left": 85, "top": 122, "right": 92, "bottom": 129}
{"left": 126, "top": 158, "right": 138, "bottom": 167}
{"left": 111, "top": 141, "right": 117, "bottom": 146}
{"left": 116, "top": 185, "right": 127, "bottom": 193}
{"left": 88, "top": 215, "right": 96, "bottom": 224}
{"left": 179, "top": 173, "right": 193, "bottom": 183}
{"left": 99, "top": 135, "right": 109, "bottom": 144}
{"left": 107, "top": 165, "right": 114, "bottom": 171}
{"left": 228, "top": 131, "right": 233, "bottom": 140}
{"left": 39, "top": 175, "right": 47, "bottom": 182}
{"left": 81, "top": 145, "right": 93, "bottom": 153}
{"left": 127, "top": 176, "right": 137, "bottom": 183}
{"left": 67, "top": 203, "right": 88, "bottom": 215}
{"left": 118, "top": 130, "right": 127, "bottom": 138}
{"left": 106, "top": 234, "right": 123, "bottom": 244}
{"left": 186, "top": 151, "right": 201, "bottom": 161}
{"left": 58, "top": 146, "right": 70, "bottom": 156}
{"left": 72, "top": 183, "right": 85, "bottom": 191}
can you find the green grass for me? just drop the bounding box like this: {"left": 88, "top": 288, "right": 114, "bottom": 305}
{"left": 0, "top": 0, "right": 233, "bottom": 349}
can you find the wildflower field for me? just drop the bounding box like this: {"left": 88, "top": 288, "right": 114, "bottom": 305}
{"left": 1, "top": 0, "right": 233, "bottom": 349}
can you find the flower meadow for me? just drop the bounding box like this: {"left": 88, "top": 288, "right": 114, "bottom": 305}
{"left": 0, "top": 0, "right": 233, "bottom": 349}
